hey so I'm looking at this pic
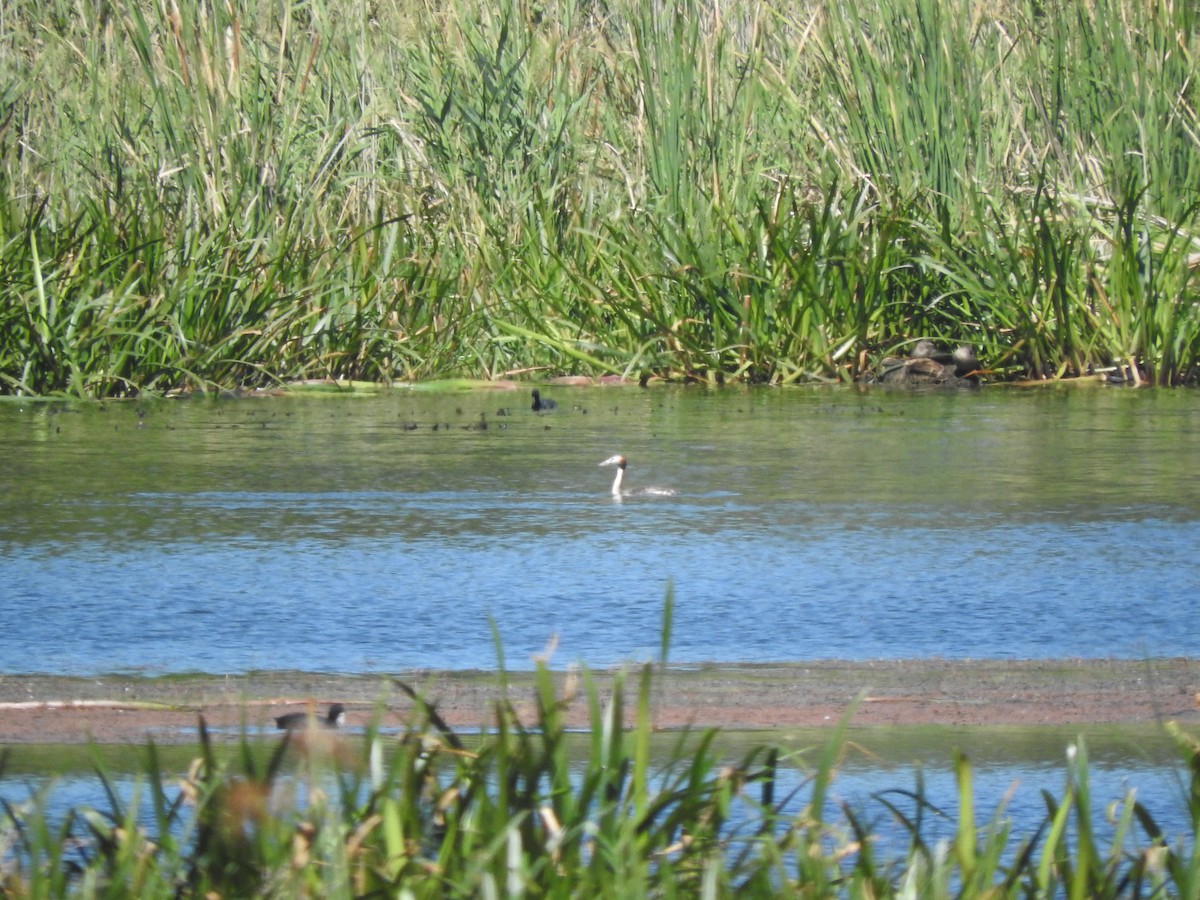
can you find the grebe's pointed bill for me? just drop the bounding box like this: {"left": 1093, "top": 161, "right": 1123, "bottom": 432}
{"left": 598, "top": 454, "right": 627, "bottom": 468}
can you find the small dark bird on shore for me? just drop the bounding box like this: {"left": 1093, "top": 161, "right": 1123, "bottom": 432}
{"left": 531, "top": 389, "right": 557, "bottom": 412}
{"left": 274, "top": 703, "right": 346, "bottom": 731}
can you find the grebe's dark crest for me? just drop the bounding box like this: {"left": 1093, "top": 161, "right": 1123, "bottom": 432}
{"left": 531, "top": 389, "right": 557, "bottom": 411}
{"left": 274, "top": 703, "right": 346, "bottom": 731}
{"left": 598, "top": 454, "right": 678, "bottom": 498}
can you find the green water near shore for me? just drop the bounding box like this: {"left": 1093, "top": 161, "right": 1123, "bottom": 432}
{"left": 0, "top": 724, "right": 1179, "bottom": 777}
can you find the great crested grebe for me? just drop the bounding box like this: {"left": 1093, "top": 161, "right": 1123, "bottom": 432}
{"left": 274, "top": 703, "right": 346, "bottom": 731}
{"left": 531, "top": 389, "right": 557, "bottom": 411}
{"left": 598, "top": 454, "right": 678, "bottom": 497}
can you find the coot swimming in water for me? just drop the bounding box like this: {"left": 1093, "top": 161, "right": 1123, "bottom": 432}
{"left": 531, "top": 389, "right": 557, "bottom": 411}
{"left": 274, "top": 703, "right": 346, "bottom": 731}
{"left": 598, "top": 454, "right": 678, "bottom": 497}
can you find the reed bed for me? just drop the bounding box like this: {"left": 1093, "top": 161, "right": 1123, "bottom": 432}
{"left": 1, "top": 663, "right": 1199, "bottom": 897}
{"left": 2, "top": 0, "right": 1199, "bottom": 395}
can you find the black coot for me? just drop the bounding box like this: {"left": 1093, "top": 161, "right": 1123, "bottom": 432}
{"left": 531, "top": 389, "right": 557, "bottom": 412}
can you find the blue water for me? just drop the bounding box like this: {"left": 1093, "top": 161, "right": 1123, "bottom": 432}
{"left": 1, "top": 499, "right": 1194, "bottom": 672}
{"left": 2, "top": 388, "right": 1200, "bottom": 676}
{"left": 1, "top": 386, "right": 1199, "bottom": 674}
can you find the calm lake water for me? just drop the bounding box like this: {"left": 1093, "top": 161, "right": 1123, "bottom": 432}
{"left": 2, "top": 384, "right": 1199, "bottom": 674}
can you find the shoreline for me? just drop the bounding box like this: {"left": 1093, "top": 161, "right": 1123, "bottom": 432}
{"left": 0, "top": 658, "right": 1196, "bottom": 745}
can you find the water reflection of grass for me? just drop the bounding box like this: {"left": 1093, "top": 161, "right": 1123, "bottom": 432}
{"left": 0, "top": 724, "right": 1178, "bottom": 779}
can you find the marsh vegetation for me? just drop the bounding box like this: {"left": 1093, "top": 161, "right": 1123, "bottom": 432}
{"left": 3, "top": 660, "right": 1200, "bottom": 897}
{"left": 2, "top": 0, "right": 1199, "bottom": 395}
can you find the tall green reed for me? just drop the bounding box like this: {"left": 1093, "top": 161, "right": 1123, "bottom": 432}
{"left": 2, "top": 0, "right": 1199, "bottom": 393}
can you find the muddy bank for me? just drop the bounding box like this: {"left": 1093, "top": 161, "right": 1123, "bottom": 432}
{"left": 0, "top": 659, "right": 1196, "bottom": 745}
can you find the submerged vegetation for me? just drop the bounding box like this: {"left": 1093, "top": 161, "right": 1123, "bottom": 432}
{"left": 2, "top": 0, "right": 1200, "bottom": 395}
{"left": 2, "top": 662, "right": 1200, "bottom": 896}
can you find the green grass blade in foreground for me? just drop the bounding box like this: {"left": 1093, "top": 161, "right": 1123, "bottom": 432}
{"left": 660, "top": 580, "right": 674, "bottom": 667}
{"left": 953, "top": 750, "right": 977, "bottom": 879}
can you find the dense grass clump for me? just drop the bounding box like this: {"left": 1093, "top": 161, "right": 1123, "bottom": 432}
{"left": 2, "top": 662, "right": 1200, "bottom": 897}
{"left": 2, "top": 0, "right": 1199, "bottom": 395}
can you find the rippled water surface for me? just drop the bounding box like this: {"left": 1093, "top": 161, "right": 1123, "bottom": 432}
{"left": 2, "top": 385, "right": 1199, "bottom": 674}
